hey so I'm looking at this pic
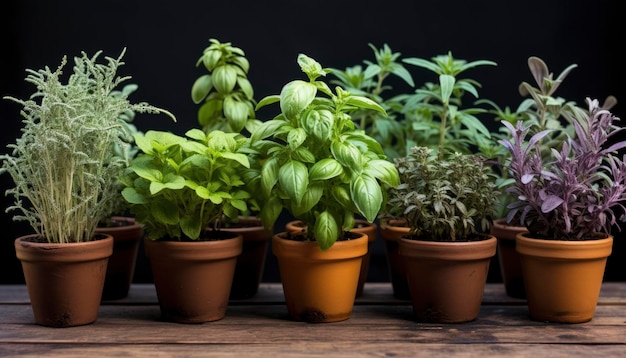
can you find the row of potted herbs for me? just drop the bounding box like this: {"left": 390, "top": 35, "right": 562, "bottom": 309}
{"left": 1, "top": 39, "right": 624, "bottom": 327}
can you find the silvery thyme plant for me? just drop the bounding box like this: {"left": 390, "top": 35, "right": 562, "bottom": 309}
{"left": 1, "top": 49, "right": 175, "bottom": 243}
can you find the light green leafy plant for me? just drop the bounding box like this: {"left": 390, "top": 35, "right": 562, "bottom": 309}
{"left": 121, "top": 129, "right": 257, "bottom": 241}
{"left": 248, "top": 54, "right": 400, "bottom": 250}
{"left": 1, "top": 49, "right": 175, "bottom": 243}
{"left": 191, "top": 38, "right": 259, "bottom": 134}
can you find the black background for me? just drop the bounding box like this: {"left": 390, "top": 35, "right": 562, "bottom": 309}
{"left": 1, "top": 0, "right": 624, "bottom": 284}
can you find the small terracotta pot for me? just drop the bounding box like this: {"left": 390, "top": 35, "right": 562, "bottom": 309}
{"left": 490, "top": 218, "right": 527, "bottom": 299}
{"left": 380, "top": 218, "right": 411, "bottom": 299}
{"left": 272, "top": 231, "right": 367, "bottom": 323}
{"left": 14, "top": 234, "right": 114, "bottom": 327}
{"left": 399, "top": 234, "right": 497, "bottom": 323}
{"left": 144, "top": 233, "right": 243, "bottom": 323}
{"left": 284, "top": 219, "right": 376, "bottom": 297}
{"left": 96, "top": 216, "right": 144, "bottom": 300}
{"left": 222, "top": 216, "right": 271, "bottom": 299}
{"left": 516, "top": 232, "right": 613, "bottom": 323}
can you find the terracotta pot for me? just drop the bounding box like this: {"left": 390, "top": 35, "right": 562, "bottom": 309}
{"left": 272, "top": 231, "right": 367, "bottom": 323}
{"left": 351, "top": 219, "right": 377, "bottom": 297}
{"left": 14, "top": 234, "right": 114, "bottom": 327}
{"left": 96, "top": 216, "right": 144, "bottom": 300}
{"left": 144, "top": 233, "right": 243, "bottom": 323}
{"left": 380, "top": 218, "right": 411, "bottom": 299}
{"left": 222, "top": 216, "right": 271, "bottom": 299}
{"left": 516, "top": 232, "right": 613, "bottom": 323}
{"left": 284, "top": 219, "right": 377, "bottom": 298}
{"left": 490, "top": 218, "right": 527, "bottom": 299}
{"left": 399, "top": 234, "right": 497, "bottom": 323}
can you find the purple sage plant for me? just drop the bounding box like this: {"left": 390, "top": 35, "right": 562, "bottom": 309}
{"left": 500, "top": 97, "right": 626, "bottom": 240}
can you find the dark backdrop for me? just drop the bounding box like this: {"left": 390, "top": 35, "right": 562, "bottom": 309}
{"left": 1, "top": 0, "right": 624, "bottom": 284}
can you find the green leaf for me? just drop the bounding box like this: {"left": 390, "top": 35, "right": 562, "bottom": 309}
{"left": 213, "top": 64, "right": 238, "bottom": 94}
{"left": 191, "top": 74, "right": 213, "bottom": 104}
{"left": 280, "top": 80, "right": 317, "bottom": 121}
{"left": 255, "top": 95, "right": 281, "bottom": 111}
{"left": 364, "top": 160, "right": 400, "bottom": 187}
{"left": 287, "top": 127, "right": 307, "bottom": 150}
{"left": 345, "top": 95, "right": 386, "bottom": 115}
{"left": 314, "top": 210, "right": 339, "bottom": 251}
{"left": 121, "top": 187, "right": 146, "bottom": 204}
{"left": 180, "top": 214, "right": 202, "bottom": 240}
{"left": 331, "top": 140, "right": 361, "bottom": 168}
{"left": 350, "top": 173, "right": 383, "bottom": 222}
{"left": 292, "top": 183, "right": 323, "bottom": 217}
{"left": 151, "top": 200, "right": 179, "bottom": 225}
{"left": 223, "top": 95, "right": 248, "bottom": 132}
{"left": 261, "top": 157, "right": 279, "bottom": 198}
{"left": 309, "top": 158, "right": 343, "bottom": 181}
{"left": 439, "top": 74, "right": 455, "bottom": 105}
{"left": 278, "top": 160, "right": 309, "bottom": 205}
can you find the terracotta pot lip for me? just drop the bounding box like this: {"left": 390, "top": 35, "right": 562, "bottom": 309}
{"left": 399, "top": 235, "right": 497, "bottom": 260}
{"left": 517, "top": 231, "right": 613, "bottom": 243}
{"left": 15, "top": 233, "right": 114, "bottom": 246}
{"left": 272, "top": 231, "right": 368, "bottom": 259}
{"left": 516, "top": 232, "right": 613, "bottom": 259}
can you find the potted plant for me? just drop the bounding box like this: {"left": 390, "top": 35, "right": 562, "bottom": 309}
{"left": 248, "top": 54, "right": 399, "bottom": 322}
{"left": 0, "top": 49, "right": 174, "bottom": 327}
{"left": 376, "top": 51, "right": 497, "bottom": 299}
{"left": 375, "top": 51, "right": 500, "bottom": 322}
{"left": 191, "top": 38, "right": 270, "bottom": 299}
{"left": 479, "top": 56, "right": 616, "bottom": 298}
{"left": 500, "top": 97, "right": 626, "bottom": 323}
{"left": 121, "top": 129, "right": 255, "bottom": 323}
{"left": 386, "top": 146, "right": 499, "bottom": 323}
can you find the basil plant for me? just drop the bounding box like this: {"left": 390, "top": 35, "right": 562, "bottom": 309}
{"left": 248, "top": 54, "right": 400, "bottom": 250}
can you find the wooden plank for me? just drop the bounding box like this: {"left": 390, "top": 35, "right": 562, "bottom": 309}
{"left": 1, "top": 305, "right": 625, "bottom": 343}
{"left": 1, "top": 282, "right": 625, "bottom": 305}
{"left": 1, "top": 343, "right": 626, "bottom": 358}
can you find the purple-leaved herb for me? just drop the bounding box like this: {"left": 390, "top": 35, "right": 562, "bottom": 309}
{"left": 501, "top": 98, "right": 626, "bottom": 240}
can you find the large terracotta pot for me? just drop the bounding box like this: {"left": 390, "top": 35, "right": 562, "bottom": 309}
{"left": 96, "top": 216, "right": 144, "bottom": 300}
{"left": 14, "top": 234, "right": 114, "bottom": 327}
{"left": 222, "top": 216, "right": 272, "bottom": 299}
{"left": 144, "top": 233, "right": 243, "bottom": 323}
{"left": 516, "top": 232, "right": 613, "bottom": 323}
{"left": 272, "top": 231, "right": 367, "bottom": 323}
{"left": 284, "top": 219, "right": 377, "bottom": 297}
{"left": 399, "top": 234, "right": 497, "bottom": 323}
{"left": 380, "top": 218, "right": 411, "bottom": 299}
{"left": 490, "top": 218, "right": 527, "bottom": 298}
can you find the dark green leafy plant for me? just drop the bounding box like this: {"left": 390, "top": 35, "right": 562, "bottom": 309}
{"left": 249, "top": 54, "right": 400, "bottom": 250}
{"left": 191, "top": 38, "right": 259, "bottom": 134}
{"left": 386, "top": 146, "right": 499, "bottom": 241}
{"left": 501, "top": 98, "right": 626, "bottom": 240}
{"left": 400, "top": 52, "right": 497, "bottom": 159}
{"left": 1, "top": 49, "right": 175, "bottom": 243}
{"left": 121, "top": 129, "right": 256, "bottom": 241}
{"left": 329, "top": 43, "right": 414, "bottom": 159}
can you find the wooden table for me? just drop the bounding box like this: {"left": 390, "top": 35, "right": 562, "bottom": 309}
{"left": 1, "top": 282, "right": 625, "bottom": 357}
